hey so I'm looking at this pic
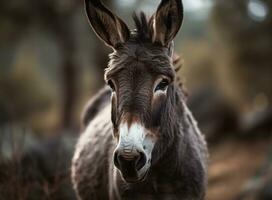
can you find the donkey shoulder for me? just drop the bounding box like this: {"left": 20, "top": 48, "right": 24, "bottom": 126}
{"left": 72, "top": 86, "right": 113, "bottom": 199}
{"left": 81, "top": 86, "right": 111, "bottom": 128}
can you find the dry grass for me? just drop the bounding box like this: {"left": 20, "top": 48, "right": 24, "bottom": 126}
{"left": 207, "top": 138, "right": 272, "bottom": 200}
{"left": 0, "top": 126, "right": 76, "bottom": 200}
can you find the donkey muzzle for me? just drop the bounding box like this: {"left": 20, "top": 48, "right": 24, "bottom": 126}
{"left": 113, "top": 122, "right": 155, "bottom": 182}
{"left": 114, "top": 148, "right": 147, "bottom": 180}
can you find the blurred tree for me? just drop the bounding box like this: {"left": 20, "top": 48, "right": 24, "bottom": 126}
{"left": 0, "top": 0, "right": 81, "bottom": 129}
{"left": 211, "top": 0, "right": 272, "bottom": 113}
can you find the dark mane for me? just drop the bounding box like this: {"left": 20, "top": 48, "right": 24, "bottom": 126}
{"left": 132, "top": 12, "right": 153, "bottom": 42}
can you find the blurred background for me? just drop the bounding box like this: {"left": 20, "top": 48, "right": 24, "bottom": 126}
{"left": 0, "top": 0, "right": 272, "bottom": 199}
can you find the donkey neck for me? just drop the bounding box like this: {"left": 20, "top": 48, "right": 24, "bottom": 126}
{"left": 115, "top": 85, "right": 206, "bottom": 198}
{"left": 152, "top": 84, "right": 188, "bottom": 177}
{"left": 148, "top": 85, "right": 207, "bottom": 197}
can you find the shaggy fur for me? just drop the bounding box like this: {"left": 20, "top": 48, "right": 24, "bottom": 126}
{"left": 72, "top": 0, "right": 208, "bottom": 199}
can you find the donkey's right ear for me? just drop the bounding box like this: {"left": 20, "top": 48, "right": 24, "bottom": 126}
{"left": 85, "top": 0, "right": 130, "bottom": 49}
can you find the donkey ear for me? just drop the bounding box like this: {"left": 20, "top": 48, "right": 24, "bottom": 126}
{"left": 152, "top": 0, "right": 183, "bottom": 46}
{"left": 85, "top": 0, "right": 130, "bottom": 48}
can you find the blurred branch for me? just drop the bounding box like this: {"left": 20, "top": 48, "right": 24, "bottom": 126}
{"left": 1, "top": 0, "right": 82, "bottom": 129}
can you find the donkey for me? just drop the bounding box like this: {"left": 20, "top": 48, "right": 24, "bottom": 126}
{"left": 71, "top": 0, "right": 208, "bottom": 199}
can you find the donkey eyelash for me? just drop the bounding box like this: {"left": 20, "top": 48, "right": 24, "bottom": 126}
{"left": 155, "top": 79, "right": 169, "bottom": 92}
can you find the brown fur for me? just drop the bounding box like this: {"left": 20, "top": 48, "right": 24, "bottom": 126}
{"left": 72, "top": 0, "right": 208, "bottom": 199}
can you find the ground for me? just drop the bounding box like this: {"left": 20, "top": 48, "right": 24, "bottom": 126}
{"left": 207, "top": 137, "right": 272, "bottom": 200}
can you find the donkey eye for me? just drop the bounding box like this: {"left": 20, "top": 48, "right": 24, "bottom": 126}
{"left": 107, "top": 80, "right": 115, "bottom": 91}
{"left": 155, "top": 79, "right": 169, "bottom": 92}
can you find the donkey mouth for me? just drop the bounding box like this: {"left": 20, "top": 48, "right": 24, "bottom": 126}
{"left": 114, "top": 153, "right": 150, "bottom": 183}
{"left": 121, "top": 168, "right": 149, "bottom": 183}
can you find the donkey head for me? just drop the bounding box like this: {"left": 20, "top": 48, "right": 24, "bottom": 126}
{"left": 85, "top": 0, "right": 183, "bottom": 183}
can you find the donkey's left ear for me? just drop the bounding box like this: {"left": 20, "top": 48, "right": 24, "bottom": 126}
{"left": 151, "top": 0, "right": 183, "bottom": 46}
{"left": 85, "top": 0, "right": 130, "bottom": 49}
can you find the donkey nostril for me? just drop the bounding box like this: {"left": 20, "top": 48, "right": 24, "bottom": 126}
{"left": 115, "top": 152, "right": 131, "bottom": 169}
{"left": 135, "top": 152, "right": 147, "bottom": 171}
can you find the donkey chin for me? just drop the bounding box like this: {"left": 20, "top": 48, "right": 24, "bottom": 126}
{"left": 113, "top": 123, "right": 155, "bottom": 183}
{"left": 117, "top": 158, "right": 151, "bottom": 183}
